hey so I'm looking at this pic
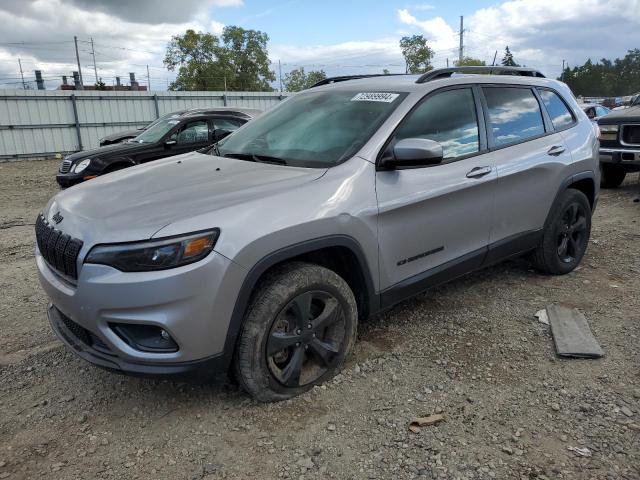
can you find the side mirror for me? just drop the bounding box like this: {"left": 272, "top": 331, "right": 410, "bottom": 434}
{"left": 586, "top": 110, "right": 596, "bottom": 119}
{"left": 213, "top": 129, "right": 232, "bottom": 142}
{"left": 164, "top": 139, "right": 177, "bottom": 147}
{"left": 380, "top": 138, "right": 443, "bottom": 170}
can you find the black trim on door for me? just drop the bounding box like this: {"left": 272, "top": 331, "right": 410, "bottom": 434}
{"left": 379, "top": 229, "right": 542, "bottom": 310}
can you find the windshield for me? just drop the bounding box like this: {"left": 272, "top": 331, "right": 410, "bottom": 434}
{"left": 633, "top": 95, "right": 640, "bottom": 106}
{"left": 217, "top": 90, "right": 406, "bottom": 167}
{"left": 132, "top": 118, "right": 181, "bottom": 144}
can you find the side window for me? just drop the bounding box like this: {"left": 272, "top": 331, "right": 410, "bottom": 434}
{"left": 392, "top": 88, "right": 479, "bottom": 160}
{"left": 538, "top": 89, "right": 575, "bottom": 129}
{"left": 176, "top": 120, "right": 209, "bottom": 144}
{"left": 596, "top": 106, "right": 609, "bottom": 117}
{"left": 483, "top": 87, "right": 545, "bottom": 147}
{"left": 214, "top": 118, "right": 243, "bottom": 132}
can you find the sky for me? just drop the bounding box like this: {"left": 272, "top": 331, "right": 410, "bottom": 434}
{"left": 0, "top": 0, "right": 638, "bottom": 90}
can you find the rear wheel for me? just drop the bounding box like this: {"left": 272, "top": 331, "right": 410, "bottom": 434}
{"left": 532, "top": 189, "right": 591, "bottom": 275}
{"left": 234, "top": 262, "right": 357, "bottom": 402}
{"left": 600, "top": 163, "right": 626, "bottom": 188}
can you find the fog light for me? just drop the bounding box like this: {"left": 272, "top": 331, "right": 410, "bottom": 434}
{"left": 111, "top": 323, "right": 178, "bottom": 353}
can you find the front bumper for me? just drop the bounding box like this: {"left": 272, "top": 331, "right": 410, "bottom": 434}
{"left": 599, "top": 148, "right": 640, "bottom": 169}
{"left": 56, "top": 173, "right": 87, "bottom": 188}
{"left": 37, "top": 246, "right": 247, "bottom": 374}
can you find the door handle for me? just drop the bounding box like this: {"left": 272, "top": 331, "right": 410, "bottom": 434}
{"left": 466, "top": 166, "right": 492, "bottom": 179}
{"left": 547, "top": 145, "right": 565, "bottom": 156}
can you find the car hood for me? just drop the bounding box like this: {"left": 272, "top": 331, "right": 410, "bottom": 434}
{"left": 100, "top": 129, "right": 142, "bottom": 143}
{"left": 64, "top": 140, "right": 150, "bottom": 162}
{"left": 598, "top": 105, "right": 640, "bottom": 124}
{"left": 45, "top": 152, "right": 327, "bottom": 245}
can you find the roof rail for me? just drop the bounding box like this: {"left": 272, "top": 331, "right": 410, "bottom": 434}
{"left": 416, "top": 66, "right": 545, "bottom": 83}
{"left": 310, "top": 73, "right": 409, "bottom": 88}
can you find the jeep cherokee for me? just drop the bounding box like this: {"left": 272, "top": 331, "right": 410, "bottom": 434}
{"left": 36, "top": 67, "right": 599, "bottom": 402}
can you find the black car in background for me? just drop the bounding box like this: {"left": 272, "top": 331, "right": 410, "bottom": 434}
{"left": 598, "top": 95, "right": 640, "bottom": 188}
{"left": 98, "top": 110, "right": 190, "bottom": 146}
{"left": 56, "top": 107, "right": 261, "bottom": 187}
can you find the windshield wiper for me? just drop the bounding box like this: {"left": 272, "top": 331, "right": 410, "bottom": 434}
{"left": 223, "top": 152, "right": 287, "bottom": 165}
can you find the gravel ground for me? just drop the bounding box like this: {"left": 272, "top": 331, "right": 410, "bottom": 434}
{"left": 0, "top": 160, "right": 639, "bottom": 480}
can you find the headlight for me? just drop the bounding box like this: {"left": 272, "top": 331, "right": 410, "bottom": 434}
{"left": 599, "top": 125, "right": 618, "bottom": 133}
{"left": 74, "top": 158, "right": 91, "bottom": 173}
{"left": 85, "top": 229, "right": 219, "bottom": 272}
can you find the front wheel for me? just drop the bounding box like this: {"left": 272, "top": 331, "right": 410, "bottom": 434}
{"left": 600, "top": 163, "right": 626, "bottom": 188}
{"left": 532, "top": 189, "right": 592, "bottom": 275}
{"left": 234, "top": 262, "right": 358, "bottom": 402}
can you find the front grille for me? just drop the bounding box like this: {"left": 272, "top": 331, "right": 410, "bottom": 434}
{"left": 57, "top": 308, "right": 113, "bottom": 355}
{"left": 59, "top": 158, "right": 73, "bottom": 173}
{"left": 622, "top": 125, "right": 640, "bottom": 145}
{"left": 35, "top": 214, "right": 83, "bottom": 279}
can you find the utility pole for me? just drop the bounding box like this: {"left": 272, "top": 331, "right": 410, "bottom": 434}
{"left": 458, "top": 16, "right": 464, "bottom": 64}
{"left": 90, "top": 37, "right": 98, "bottom": 83}
{"left": 73, "top": 35, "right": 84, "bottom": 90}
{"left": 278, "top": 60, "right": 283, "bottom": 92}
{"left": 492, "top": 50, "right": 498, "bottom": 66}
{"left": 146, "top": 64, "right": 151, "bottom": 91}
{"left": 561, "top": 59, "right": 565, "bottom": 81}
{"left": 446, "top": 58, "right": 449, "bottom": 68}
{"left": 18, "top": 58, "right": 26, "bottom": 89}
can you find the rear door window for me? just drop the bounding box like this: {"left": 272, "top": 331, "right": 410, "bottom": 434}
{"left": 483, "top": 87, "right": 545, "bottom": 147}
{"left": 538, "top": 89, "right": 575, "bottom": 129}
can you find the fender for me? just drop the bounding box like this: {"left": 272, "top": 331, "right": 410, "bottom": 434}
{"left": 218, "top": 235, "right": 380, "bottom": 371}
{"left": 97, "top": 156, "right": 136, "bottom": 173}
{"left": 552, "top": 170, "right": 596, "bottom": 213}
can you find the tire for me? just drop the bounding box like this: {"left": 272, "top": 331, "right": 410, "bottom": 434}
{"left": 532, "top": 189, "right": 591, "bottom": 275}
{"left": 600, "top": 164, "right": 626, "bottom": 188}
{"left": 234, "top": 262, "right": 358, "bottom": 402}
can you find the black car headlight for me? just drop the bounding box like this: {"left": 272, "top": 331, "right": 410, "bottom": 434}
{"left": 85, "top": 229, "right": 219, "bottom": 272}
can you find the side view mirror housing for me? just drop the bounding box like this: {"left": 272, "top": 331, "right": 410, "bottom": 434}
{"left": 380, "top": 138, "right": 444, "bottom": 170}
{"left": 164, "top": 139, "right": 177, "bottom": 147}
{"left": 213, "top": 129, "right": 232, "bottom": 142}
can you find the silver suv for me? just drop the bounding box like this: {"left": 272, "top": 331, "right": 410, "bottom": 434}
{"left": 36, "top": 67, "right": 599, "bottom": 401}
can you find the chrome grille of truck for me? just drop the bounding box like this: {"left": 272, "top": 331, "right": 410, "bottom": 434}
{"left": 621, "top": 124, "right": 640, "bottom": 146}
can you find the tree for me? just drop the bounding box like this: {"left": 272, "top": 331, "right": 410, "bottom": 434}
{"left": 559, "top": 49, "right": 640, "bottom": 97}
{"left": 501, "top": 46, "right": 519, "bottom": 67}
{"left": 455, "top": 57, "right": 486, "bottom": 67}
{"left": 94, "top": 78, "right": 107, "bottom": 90}
{"left": 283, "top": 67, "right": 327, "bottom": 92}
{"left": 382, "top": 68, "right": 390, "bottom": 75}
{"left": 399, "top": 35, "right": 434, "bottom": 74}
{"left": 164, "top": 27, "right": 275, "bottom": 91}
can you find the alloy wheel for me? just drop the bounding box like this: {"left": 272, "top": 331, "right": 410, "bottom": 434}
{"left": 556, "top": 202, "right": 587, "bottom": 263}
{"left": 266, "top": 290, "right": 346, "bottom": 387}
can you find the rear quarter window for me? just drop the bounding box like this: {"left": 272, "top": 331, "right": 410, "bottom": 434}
{"left": 538, "top": 89, "right": 575, "bottom": 130}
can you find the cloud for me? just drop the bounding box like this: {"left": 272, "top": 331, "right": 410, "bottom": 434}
{"left": 398, "top": 0, "right": 640, "bottom": 77}
{"left": 66, "top": 0, "right": 242, "bottom": 24}
{"left": 0, "top": 0, "right": 231, "bottom": 89}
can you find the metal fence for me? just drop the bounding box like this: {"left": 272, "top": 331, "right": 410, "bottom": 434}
{"left": 0, "top": 90, "right": 290, "bottom": 160}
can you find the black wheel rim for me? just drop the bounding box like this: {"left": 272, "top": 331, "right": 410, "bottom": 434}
{"left": 556, "top": 202, "right": 587, "bottom": 263}
{"left": 266, "top": 290, "right": 346, "bottom": 388}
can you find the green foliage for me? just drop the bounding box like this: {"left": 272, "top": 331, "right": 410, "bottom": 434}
{"left": 559, "top": 49, "right": 640, "bottom": 96}
{"left": 283, "top": 67, "right": 327, "bottom": 92}
{"left": 94, "top": 78, "right": 107, "bottom": 90}
{"left": 400, "top": 35, "right": 434, "bottom": 74}
{"left": 164, "top": 27, "right": 275, "bottom": 91}
{"left": 501, "top": 46, "right": 519, "bottom": 67}
{"left": 455, "top": 57, "right": 486, "bottom": 67}
{"left": 382, "top": 68, "right": 390, "bottom": 75}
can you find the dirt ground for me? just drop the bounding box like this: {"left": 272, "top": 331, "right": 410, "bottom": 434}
{"left": 0, "top": 160, "right": 639, "bottom": 480}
